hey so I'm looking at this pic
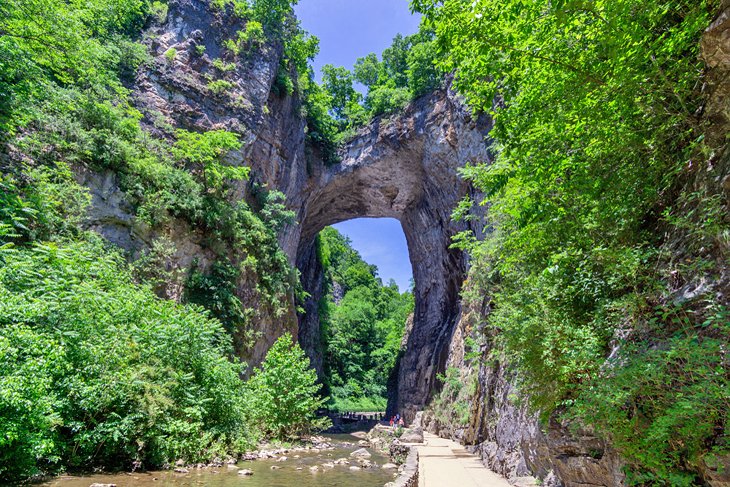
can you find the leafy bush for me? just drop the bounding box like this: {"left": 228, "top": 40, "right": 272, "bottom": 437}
{"left": 572, "top": 305, "right": 729, "bottom": 485}
{"left": 431, "top": 366, "right": 475, "bottom": 427}
{"left": 330, "top": 396, "right": 388, "bottom": 413}
{"left": 0, "top": 237, "right": 255, "bottom": 481}
{"left": 247, "top": 334, "right": 330, "bottom": 438}
{"left": 0, "top": 165, "right": 90, "bottom": 245}
{"left": 208, "top": 79, "right": 235, "bottom": 95}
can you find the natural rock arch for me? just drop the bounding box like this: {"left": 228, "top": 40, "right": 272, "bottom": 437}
{"left": 294, "top": 88, "right": 492, "bottom": 417}
{"left": 114, "top": 0, "right": 493, "bottom": 416}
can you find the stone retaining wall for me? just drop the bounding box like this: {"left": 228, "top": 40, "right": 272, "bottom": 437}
{"left": 385, "top": 446, "right": 418, "bottom": 487}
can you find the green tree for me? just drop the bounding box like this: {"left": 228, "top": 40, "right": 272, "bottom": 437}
{"left": 316, "top": 227, "right": 413, "bottom": 411}
{"left": 321, "top": 64, "right": 362, "bottom": 124}
{"left": 405, "top": 30, "right": 440, "bottom": 97}
{"left": 381, "top": 34, "right": 410, "bottom": 88}
{"left": 171, "top": 129, "right": 246, "bottom": 193}
{"left": 353, "top": 53, "right": 382, "bottom": 88}
{"left": 247, "top": 333, "right": 328, "bottom": 438}
{"left": 0, "top": 237, "right": 255, "bottom": 481}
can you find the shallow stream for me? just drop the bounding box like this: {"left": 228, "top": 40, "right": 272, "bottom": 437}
{"left": 40, "top": 435, "right": 396, "bottom": 487}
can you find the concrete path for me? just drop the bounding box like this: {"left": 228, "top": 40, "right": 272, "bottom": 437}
{"left": 417, "top": 433, "right": 512, "bottom": 487}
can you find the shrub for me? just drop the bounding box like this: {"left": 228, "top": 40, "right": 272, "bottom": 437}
{"left": 207, "top": 79, "right": 234, "bottom": 95}
{"left": 247, "top": 334, "right": 330, "bottom": 439}
{"left": 212, "top": 58, "right": 236, "bottom": 72}
{"left": 0, "top": 237, "right": 255, "bottom": 481}
{"left": 238, "top": 20, "right": 265, "bottom": 46}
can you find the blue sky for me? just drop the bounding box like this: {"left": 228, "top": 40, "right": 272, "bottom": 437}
{"left": 330, "top": 218, "right": 413, "bottom": 292}
{"left": 294, "top": 0, "right": 419, "bottom": 292}
{"left": 295, "top": 0, "right": 421, "bottom": 76}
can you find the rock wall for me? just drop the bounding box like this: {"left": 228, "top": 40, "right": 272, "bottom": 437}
{"left": 423, "top": 301, "right": 626, "bottom": 487}
{"left": 80, "top": 0, "right": 308, "bottom": 368}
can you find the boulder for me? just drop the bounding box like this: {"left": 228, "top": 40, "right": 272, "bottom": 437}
{"left": 399, "top": 426, "right": 424, "bottom": 443}
{"left": 350, "top": 448, "right": 372, "bottom": 458}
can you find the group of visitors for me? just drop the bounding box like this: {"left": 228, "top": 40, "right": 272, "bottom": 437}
{"left": 389, "top": 413, "right": 405, "bottom": 428}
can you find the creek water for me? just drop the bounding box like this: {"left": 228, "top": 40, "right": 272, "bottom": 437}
{"left": 40, "top": 435, "right": 396, "bottom": 487}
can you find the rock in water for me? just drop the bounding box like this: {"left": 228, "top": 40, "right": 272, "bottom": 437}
{"left": 238, "top": 468, "right": 254, "bottom": 476}
{"left": 350, "top": 448, "right": 372, "bottom": 458}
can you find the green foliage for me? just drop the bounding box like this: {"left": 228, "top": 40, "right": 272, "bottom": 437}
{"left": 417, "top": 0, "right": 727, "bottom": 482}
{"left": 273, "top": 62, "right": 295, "bottom": 96}
{"left": 0, "top": 1, "right": 319, "bottom": 482}
{"left": 316, "top": 227, "right": 413, "bottom": 411}
{"left": 207, "top": 79, "right": 235, "bottom": 95}
{"left": 330, "top": 396, "right": 388, "bottom": 414}
{"left": 187, "top": 260, "right": 246, "bottom": 334}
{"left": 321, "top": 64, "right": 362, "bottom": 126}
{"left": 246, "top": 334, "right": 330, "bottom": 438}
{"left": 353, "top": 53, "right": 381, "bottom": 88}
{"left": 212, "top": 58, "right": 237, "bottom": 72}
{"left": 573, "top": 305, "right": 729, "bottom": 486}
{"left": 171, "top": 129, "right": 246, "bottom": 192}
{"left": 0, "top": 237, "right": 256, "bottom": 481}
{"left": 164, "top": 47, "right": 177, "bottom": 62}
{"left": 0, "top": 165, "right": 90, "bottom": 245}
{"left": 0, "top": 0, "right": 147, "bottom": 135}
{"left": 238, "top": 20, "right": 265, "bottom": 46}
{"left": 0, "top": 173, "right": 317, "bottom": 482}
{"left": 431, "top": 367, "right": 475, "bottom": 427}
{"left": 299, "top": 69, "right": 340, "bottom": 163}
{"left": 312, "top": 25, "right": 442, "bottom": 144}
{"left": 364, "top": 80, "right": 412, "bottom": 117}
{"left": 150, "top": 1, "right": 168, "bottom": 23}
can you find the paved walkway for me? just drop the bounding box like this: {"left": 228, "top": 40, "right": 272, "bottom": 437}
{"left": 417, "top": 433, "right": 512, "bottom": 487}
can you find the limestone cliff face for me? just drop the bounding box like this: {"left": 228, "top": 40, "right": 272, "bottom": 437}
{"left": 79, "top": 0, "right": 307, "bottom": 369}
{"left": 423, "top": 299, "right": 627, "bottom": 487}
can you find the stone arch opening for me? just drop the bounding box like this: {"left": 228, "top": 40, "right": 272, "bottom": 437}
{"left": 293, "top": 89, "right": 492, "bottom": 418}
